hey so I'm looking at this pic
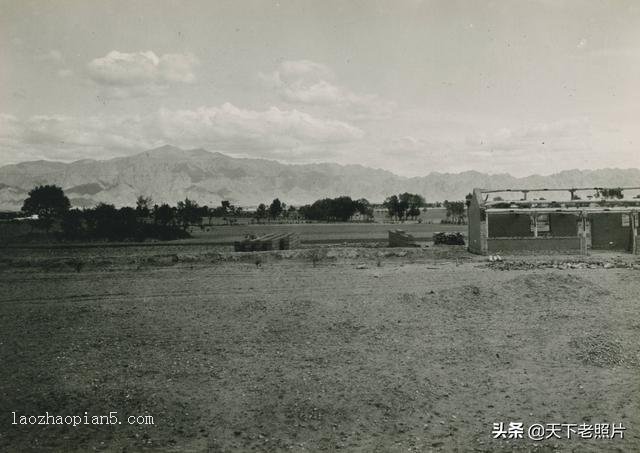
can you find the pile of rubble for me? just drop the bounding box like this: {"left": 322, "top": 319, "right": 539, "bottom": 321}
{"left": 485, "top": 259, "right": 640, "bottom": 271}
{"left": 569, "top": 334, "right": 625, "bottom": 368}
{"left": 433, "top": 232, "right": 465, "bottom": 245}
{"left": 388, "top": 229, "right": 418, "bottom": 247}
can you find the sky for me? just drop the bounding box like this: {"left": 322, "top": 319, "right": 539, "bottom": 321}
{"left": 1, "top": 0, "right": 639, "bottom": 177}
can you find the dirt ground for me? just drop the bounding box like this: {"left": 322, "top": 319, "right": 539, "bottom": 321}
{"left": 1, "top": 246, "right": 639, "bottom": 452}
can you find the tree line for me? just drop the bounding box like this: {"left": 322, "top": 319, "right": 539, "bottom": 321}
{"left": 382, "top": 193, "right": 426, "bottom": 221}
{"left": 18, "top": 184, "right": 468, "bottom": 241}
{"left": 20, "top": 185, "right": 197, "bottom": 241}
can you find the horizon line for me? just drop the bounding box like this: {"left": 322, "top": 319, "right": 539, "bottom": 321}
{"left": 1, "top": 145, "right": 639, "bottom": 180}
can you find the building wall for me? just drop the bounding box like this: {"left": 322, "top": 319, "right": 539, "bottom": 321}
{"left": 590, "top": 213, "right": 632, "bottom": 251}
{"left": 468, "top": 190, "right": 637, "bottom": 254}
{"left": 467, "top": 189, "right": 486, "bottom": 254}
{"left": 488, "top": 237, "right": 581, "bottom": 252}
{"left": 549, "top": 213, "right": 579, "bottom": 236}
{"left": 468, "top": 192, "right": 581, "bottom": 253}
{"left": 488, "top": 213, "right": 533, "bottom": 238}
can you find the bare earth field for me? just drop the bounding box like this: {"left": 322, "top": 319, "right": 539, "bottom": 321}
{"left": 0, "top": 221, "right": 465, "bottom": 247}
{"left": 187, "top": 222, "right": 465, "bottom": 244}
{"left": 1, "top": 245, "right": 640, "bottom": 452}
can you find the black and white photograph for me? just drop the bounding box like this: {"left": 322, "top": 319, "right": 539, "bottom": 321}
{"left": 1, "top": 0, "right": 640, "bottom": 451}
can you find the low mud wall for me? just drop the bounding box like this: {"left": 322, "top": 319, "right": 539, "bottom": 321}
{"left": 488, "top": 236, "right": 581, "bottom": 252}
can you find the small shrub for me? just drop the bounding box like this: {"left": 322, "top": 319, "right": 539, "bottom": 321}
{"left": 310, "top": 248, "right": 327, "bottom": 267}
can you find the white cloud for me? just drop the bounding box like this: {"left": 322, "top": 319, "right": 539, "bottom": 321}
{"left": 57, "top": 68, "right": 73, "bottom": 78}
{"left": 36, "top": 49, "right": 63, "bottom": 63}
{"left": 156, "top": 53, "right": 198, "bottom": 83}
{"left": 86, "top": 50, "right": 199, "bottom": 97}
{"left": 34, "top": 49, "right": 75, "bottom": 77}
{"left": 370, "top": 118, "right": 611, "bottom": 176}
{"left": 154, "top": 103, "right": 364, "bottom": 150}
{"left": 0, "top": 114, "right": 22, "bottom": 143}
{"left": 275, "top": 60, "right": 333, "bottom": 80}
{"left": 383, "top": 135, "right": 447, "bottom": 159}
{"left": 468, "top": 118, "right": 592, "bottom": 154}
{"left": 0, "top": 103, "right": 364, "bottom": 163}
{"left": 0, "top": 114, "right": 152, "bottom": 153}
{"left": 260, "top": 60, "right": 395, "bottom": 119}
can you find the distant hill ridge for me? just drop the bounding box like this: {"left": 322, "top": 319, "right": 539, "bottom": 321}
{"left": 0, "top": 145, "right": 638, "bottom": 210}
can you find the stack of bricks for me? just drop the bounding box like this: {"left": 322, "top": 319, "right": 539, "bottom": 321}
{"left": 388, "top": 229, "right": 417, "bottom": 247}
{"left": 234, "top": 232, "right": 300, "bottom": 252}
{"left": 278, "top": 232, "right": 300, "bottom": 250}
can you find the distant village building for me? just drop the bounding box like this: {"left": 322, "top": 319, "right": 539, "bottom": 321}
{"left": 467, "top": 187, "right": 640, "bottom": 255}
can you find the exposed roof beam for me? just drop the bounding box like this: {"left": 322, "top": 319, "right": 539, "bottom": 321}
{"left": 485, "top": 199, "right": 640, "bottom": 207}
{"left": 486, "top": 207, "right": 638, "bottom": 214}
{"left": 480, "top": 186, "right": 640, "bottom": 194}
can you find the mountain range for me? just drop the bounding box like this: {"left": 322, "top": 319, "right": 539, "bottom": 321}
{"left": 0, "top": 145, "right": 639, "bottom": 210}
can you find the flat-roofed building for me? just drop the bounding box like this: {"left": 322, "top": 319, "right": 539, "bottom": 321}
{"left": 467, "top": 187, "right": 640, "bottom": 255}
